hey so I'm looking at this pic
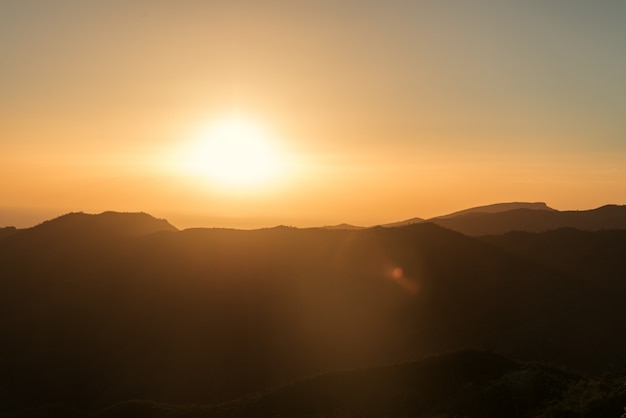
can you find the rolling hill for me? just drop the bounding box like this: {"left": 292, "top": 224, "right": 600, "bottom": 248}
{"left": 381, "top": 203, "right": 626, "bottom": 235}
{"left": 429, "top": 204, "right": 626, "bottom": 235}
{"left": 431, "top": 201, "right": 555, "bottom": 219}
{"left": 0, "top": 211, "right": 625, "bottom": 415}
{"left": 381, "top": 202, "right": 553, "bottom": 228}
{"left": 90, "top": 349, "right": 626, "bottom": 418}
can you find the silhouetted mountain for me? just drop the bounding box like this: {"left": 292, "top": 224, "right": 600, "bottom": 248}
{"left": 381, "top": 216, "right": 424, "bottom": 227}
{"left": 381, "top": 202, "right": 552, "bottom": 228}
{"left": 320, "top": 223, "right": 364, "bottom": 230}
{"left": 0, "top": 226, "right": 17, "bottom": 239}
{"left": 382, "top": 202, "right": 626, "bottom": 235}
{"left": 29, "top": 211, "right": 178, "bottom": 237}
{"left": 433, "top": 202, "right": 555, "bottom": 220}
{"left": 0, "top": 212, "right": 178, "bottom": 266}
{"left": 0, "top": 213, "right": 625, "bottom": 415}
{"left": 430, "top": 204, "right": 626, "bottom": 235}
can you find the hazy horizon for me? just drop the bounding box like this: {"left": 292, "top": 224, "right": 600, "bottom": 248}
{"left": 1, "top": 200, "right": 623, "bottom": 230}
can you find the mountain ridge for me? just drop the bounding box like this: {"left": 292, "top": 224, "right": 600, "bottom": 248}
{"left": 1, "top": 217, "right": 625, "bottom": 411}
{"left": 2, "top": 203, "right": 626, "bottom": 235}
{"left": 370, "top": 202, "right": 626, "bottom": 234}
{"left": 431, "top": 204, "right": 626, "bottom": 236}
{"left": 431, "top": 201, "right": 555, "bottom": 219}
{"left": 27, "top": 211, "right": 177, "bottom": 237}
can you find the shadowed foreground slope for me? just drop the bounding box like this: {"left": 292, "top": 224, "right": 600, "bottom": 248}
{"left": 19, "top": 350, "right": 626, "bottom": 418}
{"left": 0, "top": 212, "right": 625, "bottom": 414}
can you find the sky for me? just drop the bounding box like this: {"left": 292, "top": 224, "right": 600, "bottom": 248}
{"left": 2, "top": 0, "right": 626, "bottom": 229}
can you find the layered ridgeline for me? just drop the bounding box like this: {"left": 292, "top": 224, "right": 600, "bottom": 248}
{"left": 386, "top": 202, "right": 626, "bottom": 235}
{"left": 0, "top": 210, "right": 625, "bottom": 415}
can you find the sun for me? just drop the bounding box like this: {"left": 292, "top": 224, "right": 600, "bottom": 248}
{"left": 183, "top": 117, "right": 287, "bottom": 191}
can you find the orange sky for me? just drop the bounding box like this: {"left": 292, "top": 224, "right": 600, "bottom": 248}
{"left": 2, "top": 1, "right": 626, "bottom": 229}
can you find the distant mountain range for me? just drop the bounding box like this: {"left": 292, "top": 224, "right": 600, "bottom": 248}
{"left": 3, "top": 203, "right": 626, "bottom": 236}
{"left": 432, "top": 201, "right": 555, "bottom": 219}
{"left": 298, "top": 202, "right": 626, "bottom": 234}
{"left": 429, "top": 204, "right": 626, "bottom": 235}
{"left": 382, "top": 202, "right": 554, "bottom": 228}
{"left": 379, "top": 202, "right": 626, "bottom": 235}
{"left": 1, "top": 208, "right": 625, "bottom": 415}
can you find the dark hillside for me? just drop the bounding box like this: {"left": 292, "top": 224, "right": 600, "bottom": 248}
{"left": 0, "top": 226, "right": 17, "bottom": 240}
{"left": 28, "top": 211, "right": 179, "bottom": 237}
{"left": 433, "top": 201, "right": 555, "bottom": 219}
{"left": 91, "top": 350, "right": 626, "bottom": 418}
{"left": 431, "top": 205, "right": 626, "bottom": 235}
{"left": 0, "top": 215, "right": 624, "bottom": 413}
{"left": 482, "top": 228, "right": 626, "bottom": 280}
{"left": 482, "top": 228, "right": 626, "bottom": 372}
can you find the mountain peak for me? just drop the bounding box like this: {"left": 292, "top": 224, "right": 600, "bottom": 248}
{"left": 433, "top": 202, "right": 555, "bottom": 220}
{"left": 381, "top": 217, "right": 424, "bottom": 228}
{"left": 31, "top": 211, "right": 178, "bottom": 237}
{"left": 321, "top": 223, "right": 364, "bottom": 230}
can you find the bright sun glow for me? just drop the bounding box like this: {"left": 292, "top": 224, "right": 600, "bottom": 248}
{"left": 182, "top": 117, "right": 288, "bottom": 191}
